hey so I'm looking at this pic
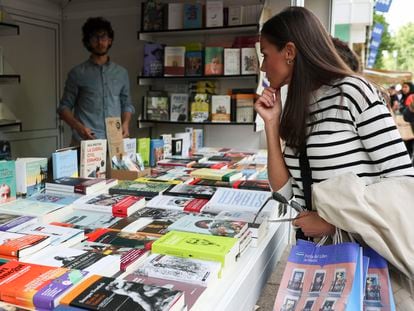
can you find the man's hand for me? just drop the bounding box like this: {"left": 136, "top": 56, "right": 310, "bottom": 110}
{"left": 293, "top": 211, "right": 336, "bottom": 238}
{"left": 122, "top": 123, "right": 130, "bottom": 138}
{"left": 76, "top": 125, "right": 96, "bottom": 140}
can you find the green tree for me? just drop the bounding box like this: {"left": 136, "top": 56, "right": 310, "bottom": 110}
{"left": 371, "top": 13, "right": 394, "bottom": 69}
{"left": 394, "top": 23, "right": 414, "bottom": 72}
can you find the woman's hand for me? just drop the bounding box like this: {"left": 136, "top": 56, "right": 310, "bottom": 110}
{"left": 293, "top": 211, "right": 335, "bottom": 238}
{"left": 254, "top": 87, "right": 282, "bottom": 125}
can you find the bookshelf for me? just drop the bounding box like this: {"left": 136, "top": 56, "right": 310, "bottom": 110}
{"left": 0, "top": 22, "right": 19, "bottom": 36}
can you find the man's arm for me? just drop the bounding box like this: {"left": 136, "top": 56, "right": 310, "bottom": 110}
{"left": 119, "top": 69, "right": 135, "bottom": 138}
{"left": 121, "top": 111, "right": 132, "bottom": 138}
{"left": 59, "top": 108, "right": 95, "bottom": 140}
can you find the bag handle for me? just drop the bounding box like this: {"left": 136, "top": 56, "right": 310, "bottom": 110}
{"left": 317, "top": 228, "right": 356, "bottom": 246}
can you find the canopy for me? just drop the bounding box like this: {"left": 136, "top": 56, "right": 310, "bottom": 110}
{"left": 362, "top": 68, "right": 413, "bottom": 85}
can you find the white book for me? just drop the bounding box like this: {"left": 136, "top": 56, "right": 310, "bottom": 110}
{"left": 241, "top": 47, "right": 259, "bottom": 75}
{"left": 135, "top": 253, "right": 221, "bottom": 286}
{"left": 51, "top": 209, "right": 122, "bottom": 231}
{"left": 22, "top": 246, "right": 120, "bottom": 277}
{"left": 160, "top": 134, "right": 173, "bottom": 158}
{"left": 170, "top": 93, "right": 189, "bottom": 121}
{"left": 146, "top": 195, "right": 207, "bottom": 213}
{"left": 123, "top": 138, "right": 136, "bottom": 158}
{"left": 206, "top": 0, "right": 223, "bottom": 27}
{"left": 211, "top": 95, "right": 231, "bottom": 122}
{"left": 175, "top": 132, "right": 191, "bottom": 158}
{"left": 168, "top": 3, "right": 184, "bottom": 29}
{"left": 228, "top": 6, "right": 244, "bottom": 25}
{"left": 224, "top": 48, "right": 240, "bottom": 75}
{"left": 18, "top": 223, "right": 85, "bottom": 247}
{"left": 164, "top": 46, "right": 186, "bottom": 76}
{"left": 79, "top": 139, "right": 107, "bottom": 178}
{"left": 15, "top": 157, "right": 48, "bottom": 197}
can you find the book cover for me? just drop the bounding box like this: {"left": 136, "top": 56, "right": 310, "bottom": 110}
{"left": 228, "top": 6, "right": 243, "bottom": 25}
{"left": 79, "top": 139, "right": 107, "bottom": 178}
{"left": 167, "top": 3, "right": 184, "bottom": 29}
{"left": 52, "top": 149, "right": 78, "bottom": 180}
{"left": 152, "top": 230, "right": 239, "bottom": 269}
{"left": 146, "top": 195, "right": 208, "bottom": 213}
{"left": 125, "top": 207, "right": 188, "bottom": 223}
{"left": 233, "top": 179, "right": 271, "bottom": 192}
{"left": 241, "top": 47, "right": 259, "bottom": 75}
{"left": 236, "top": 93, "right": 255, "bottom": 122}
{"left": 190, "top": 93, "right": 210, "bottom": 122}
{"left": 211, "top": 95, "right": 231, "bottom": 122}
{"left": 190, "top": 177, "right": 232, "bottom": 188}
{"left": 142, "top": 42, "right": 164, "bottom": 77}
{"left": 192, "top": 128, "right": 204, "bottom": 153}
{"left": 0, "top": 213, "right": 38, "bottom": 233}
{"left": 170, "top": 93, "right": 189, "bottom": 121}
{"left": 145, "top": 95, "right": 169, "bottom": 121}
{"left": 183, "top": 3, "right": 203, "bottom": 29}
{"left": 204, "top": 47, "right": 224, "bottom": 75}
{"left": 109, "top": 180, "right": 171, "bottom": 198}
{"left": 135, "top": 253, "right": 220, "bottom": 286}
{"left": 0, "top": 231, "right": 51, "bottom": 258}
{"left": 171, "top": 138, "right": 183, "bottom": 157}
{"left": 87, "top": 228, "right": 155, "bottom": 249}
{"left": 149, "top": 139, "right": 164, "bottom": 167}
{"left": 138, "top": 137, "right": 151, "bottom": 167}
{"left": 164, "top": 183, "right": 217, "bottom": 199}
{"left": 137, "top": 220, "right": 172, "bottom": 238}
{"left": 224, "top": 48, "right": 241, "bottom": 75}
{"left": 190, "top": 168, "right": 243, "bottom": 182}
{"left": 141, "top": 1, "right": 165, "bottom": 31}
{"left": 46, "top": 177, "right": 107, "bottom": 195}
{"left": 0, "top": 160, "right": 16, "bottom": 204}
{"left": 122, "top": 274, "right": 206, "bottom": 310}
{"left": 60, "top": 275, "right": 185, "bottom": 311}
{"left": 185, "top": 50, "right": 203, "bottom": 76}
{"left": 174, "top": 132, "right": 192, "bottom": 158}
{"left": 15, "top": 158, "right": 48, "bottom": 197}
{"left": 168, "top": 214, "right": 248, "bottom": 238}
{"left": 160, "top": 134, "right": 172, "bottom": 158}
{"left": 206, "top": 0, "right": 223, "bottom": 27}
{"left": 164, "top": 46, "right": 185, "bottom": 76}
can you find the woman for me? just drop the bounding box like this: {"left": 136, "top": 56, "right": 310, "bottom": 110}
{"left": 254, "top": 7, "right": 414, "bottom": 239}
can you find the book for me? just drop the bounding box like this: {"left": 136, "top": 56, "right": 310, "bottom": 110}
{"left": 0, "top": 141, "right": 11, "bottom": 161}
{"left": 235, "top": 93, "right": 255, "bottom": 122}
{"left": 204, "top": 47, "right": 224, "bottom": 75}
{"left": 145, "top": 94, "right": 169, "bottom": 121}
{"left": 0, "top": 261, "right": 69, "bottom": 309}
{"left": 164, "top": 46, "right": 185, "bottom": 76}
{"left": 122, "top": 274, "right": 206, "bottom": 310}
{"left": 211, "top": 95, "right": 231, "bottom": 122}
{"left": 15, "top": 157, "right": 48, "bottom": 197}
{"left": 241, "top": 47, "right": 259, "bottom": 75}
{"left": 232, "top": 179, "right": 271, "bottom": 191}
{"left": 138, "top": 137, "right": 151, "bottom": 167}
{"left": 168, "top": 214, "right": 248, "bottom": 238}
{"left": 79, "top": 139, "right": 107, "bottom": 178}
{"left": 171, "top": 138, "right": 183, "bottom": 157}
{"left": 0, "top": 160, "right": 16, "bottom": 204}
{"left": 150, "top": 138, "right": 164, "bottom": 167}
{"left": 190, "top": 168, "right": 243, "bottom": 182}
{"left": 202, "top": 187, "right": 271, "bottom": 215}
{"left": 183, "top": 3, "right": 203, "bottom": 29}
{"left": 18, "top": 223, "right": 85, "bottom": 247}
{"left": 23, "top": 246, "right": 120, "bottom": 277}
{"left": 0, "top": 198, "right": 73, "bottom": 223}
{"left": 206, "top": 0, "right": 223, "bottom": 27}
{"left": 60, "top": 275, "right": 185, "bottom": 311}
{"left": 0, "top": 231, "right": 51, "bottom": 258}
{"left": 164, "top": 183, "right": 217, "bottom": 199}
{"left": 137, "top": 220, "right": 172, "bottom": 238}
{"left": 135, "top": 253, "right": 221, "bottom": 286}
{"left": 190, "top": 93, "right": 210, "bottom": 122}
{"left": 87, "top": 228, "right": 155, "bottom": 249}
{"left": 174, "top": 132, "right": 192, "bottom": 158}
{"left": 73, "top": 193, "right": 146, "bottom": 217}
{"left": 52, "top": 149, "right": 78, "bottom": 180}
{"left": 192, "top": 128, "right": 204, "bottom": 153}
{"left": 141, "top": 1, "right": 165, "bottom": 31}
{"left": 167, "top": 3, "right": 184, "bottom": 30}
{"left": 142, "top": 42, "right": 164, "bottom": 77}
{"left": 152, "top": 230, "right": 239, "bottom": 269}
{"left": 228, "top": 6, "right": 243, "bottom": 25}
{"left": 123, "top": 207, "right": 188, "bottom": 223}
{"left": 190, "top": 177, "right": 233, "bottom": 188}
{"left": 224, "top": 48, "right": 241, "bottom": 75}
{"left": 146, "top": 195, "right": 208, "bottom": 213}
{"left": 0, "top": 214, "right": 38, "bottom": 233}
{"left": 109, "top": 180, "right": 171, "bottom": 198}
{"left": 160, "top": 134, "right": 172, "bottom": 158}
{"left": 169, "top": 93, "right": 189, "bottom": 121}
{"left": 185, "top": 50, "right": 203, "bottom": 76}
{"left": 45, "top": 177, "right": 107, "bottom": 195}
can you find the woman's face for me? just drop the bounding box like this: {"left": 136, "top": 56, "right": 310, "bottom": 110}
{"left": 260, "top": 36, "right": 293, "bottom": 89}
{"left": 402, "top": 83, "right": 411, "bottom": 95}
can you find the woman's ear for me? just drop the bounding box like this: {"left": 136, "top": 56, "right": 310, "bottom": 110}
{"left": 284, "top": 42, "right": 297, "bottom": 63}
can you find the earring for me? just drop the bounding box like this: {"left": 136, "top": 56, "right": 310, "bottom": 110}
{"left": 287, "top": 59, "right": 292, "bottom": 65}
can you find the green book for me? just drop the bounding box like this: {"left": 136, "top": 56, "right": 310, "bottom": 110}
{"left": 138, "top": 137, "right": 150, "bottom": 167}
{"left": 0, "top": 161, "right": 16, "bottom": 204}
{"left": 152, "top": 230, "right": 239, "bottom": 269}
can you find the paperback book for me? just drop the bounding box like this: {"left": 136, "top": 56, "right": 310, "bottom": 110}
{"left": 45, "top": 177, "right": 107, "bottom": 195}
{"left": 170, "top": 93, "right": 189, "bottom": 121}
{"left": 0, "top": 160, "right": 16, "bottom": 203}
{"left": 190, "top": 168, "right": 243, "bottom": 182}
{"left": 52, "top": 149, "right": 78, "bottom": 180}
{"left": 164, "top": 183, "right": 217, "bottom": 199}
{"left": 15, "top": 157, "right": 48, "bottom": 197}
{"left": 0, "top": 231, "right": 51, "bottom": 259}
{"left": 109, "top": 180, "right": 171, "bottom": 198}
{"left": 87, "top": 228, "right": 156, "bottom": 249}
{"left": 142, "top": 42, "right": 164, "bottom": 77}
{"left": 79, "top": 139, "right": 107, "bottom": 178}
{"left": 146, "top": 195, "right": 208, "bottom": 213}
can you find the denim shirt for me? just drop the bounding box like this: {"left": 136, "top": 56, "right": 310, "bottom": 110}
{"left": 58, "top": 59, "right": 135, "bottom": 142}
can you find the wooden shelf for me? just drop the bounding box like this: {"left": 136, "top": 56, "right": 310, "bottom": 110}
{"left": 0, "top": 22, "right": 19, "bottom": 36}
{"left": 0, "top": 75, "right": 21, "bottom": 84}
{"left": 138, "top": 74, "right": 257, "bottom": 85}
{"left": 138, "top": 24, "right": 259, "bottom": 40}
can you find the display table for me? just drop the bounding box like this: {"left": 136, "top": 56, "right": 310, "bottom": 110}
{"left": 194, "top": 221, "right": 290, "bottom": 311}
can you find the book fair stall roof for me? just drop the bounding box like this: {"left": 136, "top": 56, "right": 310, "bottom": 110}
{"left": 363, "top": 68, "right": 413, "bottom": 85}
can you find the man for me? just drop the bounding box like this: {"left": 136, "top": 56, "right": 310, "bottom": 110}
{"left": 58, "top": 17, "right": 135, "bottom": 145}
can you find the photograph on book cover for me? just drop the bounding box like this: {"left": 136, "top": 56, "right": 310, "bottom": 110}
{"left": 301, "top": 297, "right": 317, "bottom": 311}
{"left": 287, "top": 268, "right": 305, "bottom": 293}
{"left": 309, "top": 269, "right": 326, "bottom": 293}
{"left": 365, "top": 273, "right": 382, "bottom": 305}
{"left": 319, "top": 297, "right": 338, "bottom": 311}
{"left": 280, "top": 295, "right": 299, "bottom": 311}
{"left": 329, "top": 268, "right": 346, "bottom": 294}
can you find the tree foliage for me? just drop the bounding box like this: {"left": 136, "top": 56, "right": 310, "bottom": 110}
{"left": 394, "top": 23, "right": 414, "bottom": 72}
{"left": 372, "top": 13, "right": 394, "bottom": 69}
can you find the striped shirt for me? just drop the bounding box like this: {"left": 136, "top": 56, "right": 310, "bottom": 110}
{"left": 282, "top": 76, "right": 414, "bottom": 208}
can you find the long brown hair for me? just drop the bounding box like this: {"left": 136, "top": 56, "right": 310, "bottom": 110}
{"left": 261, "top": 7, "right": 354, "bottom": 152}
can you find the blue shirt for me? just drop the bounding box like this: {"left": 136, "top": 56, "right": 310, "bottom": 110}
{"left": 58, "top": 59, "right": 135, "bottom": 142}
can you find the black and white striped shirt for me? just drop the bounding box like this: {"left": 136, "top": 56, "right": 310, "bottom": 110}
{"left": 282, "top": 76, "right": 414, "bottom": 208}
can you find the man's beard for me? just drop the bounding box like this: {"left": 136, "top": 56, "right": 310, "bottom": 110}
{"left": 91, "top": 46, "right": 110, "bottom": 56}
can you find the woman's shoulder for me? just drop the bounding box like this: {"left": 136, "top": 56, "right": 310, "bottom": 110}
{"left": 335, "top": 75, "right": 377, "bottom": 95}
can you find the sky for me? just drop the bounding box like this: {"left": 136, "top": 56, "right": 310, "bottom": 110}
{"left": 384, "top": 0, "right": 414, "bottom": 34}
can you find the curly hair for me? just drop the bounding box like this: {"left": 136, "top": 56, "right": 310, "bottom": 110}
{"left": 82, "top": 17, "right": 114, "bottom": 52}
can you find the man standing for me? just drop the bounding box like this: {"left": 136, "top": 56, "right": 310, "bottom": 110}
{"left": 58, "top": 17, "right": 135, "bottom": 145}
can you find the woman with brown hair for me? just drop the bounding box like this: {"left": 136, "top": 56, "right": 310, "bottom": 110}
{"left": 254, "top": 7, "right": 414, "bottom": 240}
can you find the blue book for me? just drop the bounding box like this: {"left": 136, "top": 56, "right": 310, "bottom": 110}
{"left": 52, "top": 149, "right": 78, "bottom": 180}
{"left": 143, "top": 42, "right": 164, "bottom": 77}
{"left": 183, "top": 4, "right": 203, "bottom": 29}
{"left": 150, "top": 139, "right": 164, "bottom": 167}
{"left": 0, "top": 160, "right": 16, "bottom": 203}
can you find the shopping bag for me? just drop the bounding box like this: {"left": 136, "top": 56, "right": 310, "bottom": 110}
{"left": 363, "top": 247, "right": 396, "bottom": 311}
{"left": 273, "top": 241, "right": 363, "bottom": 311}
